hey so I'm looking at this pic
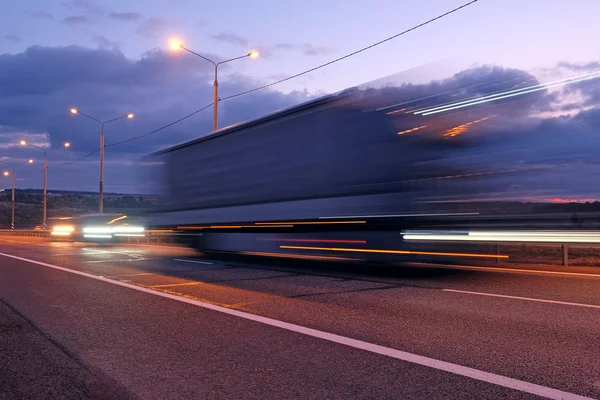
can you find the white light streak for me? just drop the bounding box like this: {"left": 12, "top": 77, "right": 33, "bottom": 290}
{"left": 415, "top": 70, "right": 600, "bottom": 116}
{"left": 402, "top": 230, "right": 600, "bottom": 244}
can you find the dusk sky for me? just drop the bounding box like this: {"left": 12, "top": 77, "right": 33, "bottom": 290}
{"left": 1, "top": 0, "right": 599, "bottom": 195}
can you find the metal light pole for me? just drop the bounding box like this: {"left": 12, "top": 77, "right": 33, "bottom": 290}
{"left": 171, "top": 41, "right": 258, "bottom": 131}
{"left": 20, "top": 141, "right": 71, "bottom": 229}
{"left": 70, "top": 109, "right": 133, "bottom": 213}
{"left": 1, "top": 159, "right": 33, "bottom": 230}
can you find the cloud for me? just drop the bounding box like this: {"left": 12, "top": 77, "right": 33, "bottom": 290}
{"left": 4, "top": 35, "right": 21, "bottom": 44}
{"left": 1, "top": 44, "right": 599, "bottom": 198}
{"left": 90, "top": 34, "right": 121, "bottom": 50}
{"left": 62, "top": 15, "right": 88, "bottom": 25}
{"left": 273, "top": 43, "right": 336, "bottom": 57}
{"left": 0, "top": 45, "right": 313, "bottom": 192}
{"left": 109, "top": 12, "right": 143, "bottom": 22}
{"left": 135, "top": 17, "right": 172, "bottom": 38}
{"left": 31, "top": 11, "right": 55, "bottom": 20}
{"left": 211, "top": 32, "right": 249, "bottom": 47}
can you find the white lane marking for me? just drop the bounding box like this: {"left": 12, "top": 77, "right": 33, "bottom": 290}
{"left": 150, "top": 282, "right": 202, "bottom": 288}
{"left": 408, "top": 262, "right": 600, "bottom": 278}
{"left": 443, "top": 289, "right": 600, "bottom": 310}
{"left": 0, "top": 252, "right": 593, "bottom": 400}
{"left": 174, "top": 258, "right": 213, "bottom": 265}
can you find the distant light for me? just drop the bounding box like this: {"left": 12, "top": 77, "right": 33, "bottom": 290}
{"left": 170, "top": 39, "right": 183, "bottom": 50}
{"left": 248, "top": 50, "right": 259, "bottom": 58}
{"left": 3, "top": 171, "right": 8, "bottom": 177}
{"left": 52, "top": 225, "right": 74, "bottom": 233}
{"left": 64, "top": 142, "right": 71, "bottom": 148}
{"left": 51, "top": 231, "right": 71, "bottom": 236}
{"left": 70, "top": 108, "right": 78, "bottom": 114}
{"left": 20, "top": 140, "right": 27, "bottom": 146}
{"left": 84, "top": 234, "right": 113, "bottom": 239}
{"left": 127, "top": 113, "right": 134, "bottom": 119}
{"left": 28, "top": 159, "right": 33, "bottom": 164}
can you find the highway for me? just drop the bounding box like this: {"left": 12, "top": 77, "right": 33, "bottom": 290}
{"left": 1, "top": 237, "right": 599, "bottom": 399}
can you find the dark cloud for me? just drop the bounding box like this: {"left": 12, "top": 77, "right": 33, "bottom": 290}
{"left": 62, "top": 15, "right": 88, "bottom": 25}
{"left": 135, "top": 17, "right": 171, "bottom": 38}
{"left": 31, "top": 11, "right": 55, "bottom": 20}
{"left": 4, "top": 35, "right": 21, "bottom": 44}
{"left": 211, "top": 32, "right": 249, "bottom": 47}
{"left": 109, "top": 12, "right": 143, "bottom": 22}
{"left": 0, "top": 45, "right": 312, "bottom": 192}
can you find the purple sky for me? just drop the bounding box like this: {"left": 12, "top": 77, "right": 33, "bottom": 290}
{"left": 1, "top": 0, "right": 599, "bottom": 194}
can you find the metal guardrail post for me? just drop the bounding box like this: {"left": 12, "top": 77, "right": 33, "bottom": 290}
{"left": 562, "top": 244, "right": 569, "bottom": 267}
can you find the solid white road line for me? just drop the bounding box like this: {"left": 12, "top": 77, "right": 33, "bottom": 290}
{"left": 150, "top": 282, "right": 202, "bottom": 288}
{"left": 173, "top": 258, "right": 214, "bottom": 265}
{"left": 105, "top": 272, "right": 155, "bottom": 278}
{"left": 409, "top": 262, "right": 600, "bottom": 278}
{"left": 443, "top": 289, "right": 600, "bottom": 310}
{"left": 0, "top": 251, "right": 594, "bottom": 400}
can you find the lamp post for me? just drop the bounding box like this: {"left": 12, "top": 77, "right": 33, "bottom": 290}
{"left": 171, "top": 40, "right": 258, "bottom": 131}
{"left": 1, "top": 159, "right": 34, "bottom": 230}
{"left": 20, "top": 140, "right": 71, "bottom": 229}
{"left": 70, "top": 108, "right": 133, "bottom": 213}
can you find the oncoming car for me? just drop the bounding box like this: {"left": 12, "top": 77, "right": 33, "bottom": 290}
{"left": 50, "top": 214, "right": 146, "bottom": 242}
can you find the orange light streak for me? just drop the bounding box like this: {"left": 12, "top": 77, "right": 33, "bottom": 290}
{"left": 255, "top": 221, "right": 365, "bottom": 225}
{"left": 444, "top": 116, "right": 493, "bottom": 137}
{"left": 280, "top": 245, "right": 508, "bottom": 259}
{"left": 397, "top": 125, "right": 427, "bottom": 135}
{"left": 386, "top": 107, "right": 410, "bottom": 115}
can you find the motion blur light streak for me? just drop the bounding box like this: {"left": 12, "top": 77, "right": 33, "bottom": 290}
{"left": 259, "top": 238, "right": 368, "bottom": 244}
{"left": 416, "top": 70, "right": 600, "bottom": 116}
{"left": 51, "top": 225, "right": 74, "bottom": 236}
{"left": 177, "top": 225, "right": 295, "bottom": 230}
{"left": 319, "top": 213, "right": 479, "bottom": 219}
{"left": 108, "top": 215, "right": 128, "bottom": 224}
{"left": 255, "top": 221, "right": 366, "bottom": 225}
{"left": 386, "top": 107, "right": 410, "bottom": 115}
{"left": 50, "top": 231, "right": 71, "bottom": 236}
{"left": 280, "top": 246, "right": 508, "bottom": 259}
{"left": 403, "top": 230, "right": 600, "bottom": 244}
{"left": 397, "top": 125, "right": 428, "bottom": 135}
{"left": 444, "top": 116, "right": 493, "bottom": 137}
{"left": 413, "top": 70, "right": 600, "bottom": 115}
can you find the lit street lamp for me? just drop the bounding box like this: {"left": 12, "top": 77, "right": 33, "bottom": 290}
{"left": 170, "top": 39, "right": 258, "bottom": 131}
{"left": 20, "top": 140, "right": 71, "bottom": 229}
{"left": 70, "top": 108, "right": 133, "bottom": 213}
{"left": 1, "top": 159, "right": 34, "bottom": 230}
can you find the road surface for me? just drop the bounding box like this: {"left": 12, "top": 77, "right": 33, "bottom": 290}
{"left": 1, "top": 237, "right": 599, "bottom": 399}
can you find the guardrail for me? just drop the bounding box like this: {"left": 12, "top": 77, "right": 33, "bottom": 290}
{"left": 0, "top": 229, "right": 49, "bottom": 237}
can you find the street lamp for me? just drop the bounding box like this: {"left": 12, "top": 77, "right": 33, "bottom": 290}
{"left": 0, "top": 159, "right": 33, "bottom": 230}
{"left": 70, "top": 108, "right": 134, "bottom": 213}
{"left": 170, "top": 39, "right": 259, "bottom": 131}
{"left": 20, "top": 140, "right": 71, "bottom": 229}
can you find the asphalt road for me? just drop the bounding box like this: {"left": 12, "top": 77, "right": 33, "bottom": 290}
{"left": 1, "top": 237, "right": 599, "bottom": 399}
